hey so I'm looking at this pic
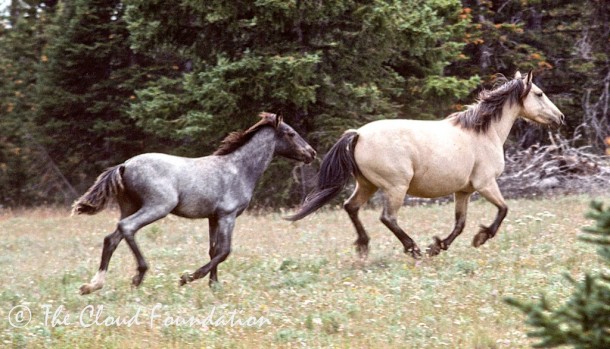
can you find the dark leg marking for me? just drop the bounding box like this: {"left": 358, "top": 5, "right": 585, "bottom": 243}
{"left": 427, "top": 192, "right": 471, "bottom": 256}
{"left": 472, "top": 182, "right": 508, "bottom": 248}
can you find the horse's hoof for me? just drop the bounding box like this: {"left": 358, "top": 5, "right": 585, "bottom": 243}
{"left": 356, "top": 243, "right": 369, "bottom": 260}
{"left": 80, "top": 285, "right": 92, "bottom": 295}
{"left": 132, "top": 274, "right": 144, "bottom": 287}
{"left": 413, "top": 249, "right": 422, "bottom": 259}
{"left": 179, "top": 273, "right": 192, "bottom": 286}
{"left": 426, "top": 245, "right": 440, "bottom": 257}
{"left": 473, "top": 226, "right": 492, "bottom": 248}
{"left": 209, "top": 279, "right": 222, "bottom": 290}
{"left": 80, "top": 284, "right": 98, "bottom": 295}
{"left": 407, "top": 247, "right": 422, "bottom": 260}
{"left": 426, "top": 237, "right": 444, "bottom": 257}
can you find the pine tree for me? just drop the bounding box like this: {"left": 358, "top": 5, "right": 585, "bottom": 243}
{"left": 125, "top": 0, "right": 477, "bottom": 206}
{"left": 506, "top": 201, "right": 610, "bottom": 348}
{"left": 35, "top": 0, "right": 152, "bottom": 194}
{"left": 125, "top": 0, "right": 479, "bottom": 147}
{"left": 0, "top": 1, "right": 53, "bottom": 205}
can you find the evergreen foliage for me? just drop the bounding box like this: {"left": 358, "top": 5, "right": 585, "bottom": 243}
{"left": 124, "top": 0, "right": 476, "bottom": 205}
{"left": 0, "top": 1, "right": 50, "bottom": 205}
{"left": 125, "top": 0, "right": 475, "bottom": 149}
{"left": 0, "top": 0, "right": 608, "bottom": 207}
{"left": 34, "top": 0, "right": 150, "bottom": 193}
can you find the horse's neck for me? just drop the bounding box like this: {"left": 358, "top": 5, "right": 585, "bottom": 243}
{"left": 227, "top": 128, "right": 276, "bottom": 184}
{"left": 488, "top": 102, "right": 520, "bottom": 144}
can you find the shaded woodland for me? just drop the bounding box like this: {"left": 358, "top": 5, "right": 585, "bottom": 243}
{"left": 0, "top": 0, "right": 608, "bottom": 207}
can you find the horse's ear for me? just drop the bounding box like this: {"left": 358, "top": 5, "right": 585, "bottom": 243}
{"left": 520, "top": 70, "right": 533, "bottom": 100}
{"left": 275, "top": 114, "right": 283, "bottom": 128}
{"left": 525, "top": 70, "right": 533, "bottom": 85}
{"left": 514, "top": 71, "right": 522, "bottom": 79}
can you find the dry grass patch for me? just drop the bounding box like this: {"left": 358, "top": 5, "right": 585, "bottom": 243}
{"left": 0, "top": 194, "right": 606, "bottom": 348}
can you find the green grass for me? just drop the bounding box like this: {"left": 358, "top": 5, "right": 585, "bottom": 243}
{"left": 0, "top": 195, "right": 607, "bottom": 348}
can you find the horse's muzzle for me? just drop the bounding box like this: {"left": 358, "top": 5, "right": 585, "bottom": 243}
{"left": 303, "top": 147, "right": 316, "bottom": 164}
{"left": 551, "top": 112, "right": 565, "bottom": 129}
{"left": 543, "top": 112, "right": 564, "bottom": 129}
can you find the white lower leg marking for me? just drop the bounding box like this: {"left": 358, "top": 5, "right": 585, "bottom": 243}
{"left": 89, "top": 270, "right": 106, "bottom": 289}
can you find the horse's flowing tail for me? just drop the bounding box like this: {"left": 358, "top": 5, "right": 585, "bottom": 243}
{"left": 286, "top": 131, "right": 360, "bottom": 221}
{"left": 71, "top": 165, "right": 125, "bottom": 215}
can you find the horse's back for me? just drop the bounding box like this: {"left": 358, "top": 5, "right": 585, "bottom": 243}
{"left": 354, "top": 119, "right": 477, "bottom": 198}
{"left": 123, "top": 153, "right": 194, "bottom": 185}
{"left": 121, "top": 153, "right": 243, "bottom": 218}
{"left": 125, "top": 152, "right": 193, "bottom": 167}
{"left": 121, "top": 153, "right": 209, "bottom": 205}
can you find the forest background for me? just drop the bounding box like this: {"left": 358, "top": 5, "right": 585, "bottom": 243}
{"left": 0, "top": 0, "right": 608, "bottom": 208}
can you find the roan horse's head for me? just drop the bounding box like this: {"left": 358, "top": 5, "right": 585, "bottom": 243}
{"left": 515, "top": 71, "right": 564, "bottom": 127}
{"left": 261, "top": 112, "right": 316, "bottom": 164}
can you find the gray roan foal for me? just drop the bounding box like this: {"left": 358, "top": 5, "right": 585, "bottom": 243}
{"left": 74, "top": 112, "right": 316, "bottom": 295}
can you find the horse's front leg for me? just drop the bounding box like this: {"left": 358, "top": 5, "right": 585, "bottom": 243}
{"left": 208, "top": 216, "right": 219, "bottom": 286}
{"left": 473, "top": 181, "right": 508, "bottom": 247}
{"left": 180, "top": 214, "right": 235, "bottom": 286}
{"left": 427, "top": 191, "right": 472, "bottom": 256}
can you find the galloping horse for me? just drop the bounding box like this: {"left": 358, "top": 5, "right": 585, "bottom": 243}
{"left": 288, "top": 71, "right": 564, "bottom": 258}
{"left": 75, "top": 112, "right": 316, "bottom": 294}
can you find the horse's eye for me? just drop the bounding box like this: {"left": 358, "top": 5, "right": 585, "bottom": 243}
{"left": 536, "top": 92, "right": 543, "bottom": 98}
{"left": 287, "top": 132, "right": 296, "bottom": 138}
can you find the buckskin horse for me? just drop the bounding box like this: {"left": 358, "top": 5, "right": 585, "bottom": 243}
{"left": 288, "top": 71, "right": 564, "bottom": 259}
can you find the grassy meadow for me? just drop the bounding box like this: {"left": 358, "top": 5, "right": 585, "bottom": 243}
{"left": 0, "top": 194, "right": 608, "bottom": 348}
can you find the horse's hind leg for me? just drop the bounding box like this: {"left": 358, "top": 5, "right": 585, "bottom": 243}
{"left": 473, "top": 181, "right": 508, "bottom": 247}
{"left": 119, "top": 203, "right": 175, "bottom": 287}
{"left": 380, "top": 187, "right": 422, "bottom": 259}
{"left": 80, "top": 199, "right": 138, "bottom": 295}
{"left": 80, "top": 228, "right": 123, "bottom": 295}
{"left": 343, "top": 177, "right": 377, "bottom": 259}
{"left": 427, "top": 191, "right": 472, "bottom": 256}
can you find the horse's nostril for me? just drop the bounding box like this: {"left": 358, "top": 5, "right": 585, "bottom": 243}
{"left": 309, "top": 147, "right": 317, "bottom": 158}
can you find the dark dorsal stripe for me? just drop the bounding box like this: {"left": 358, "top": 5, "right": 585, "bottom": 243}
{"left": 449, "top": 75, "right": 529, "bottom": 133}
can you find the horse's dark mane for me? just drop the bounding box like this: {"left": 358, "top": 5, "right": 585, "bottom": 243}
{"left": 213, "top": 112, "right": 277, "bottom": 156}
{"left": 448, "top": 75, "right": 530, "bottom": 133}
